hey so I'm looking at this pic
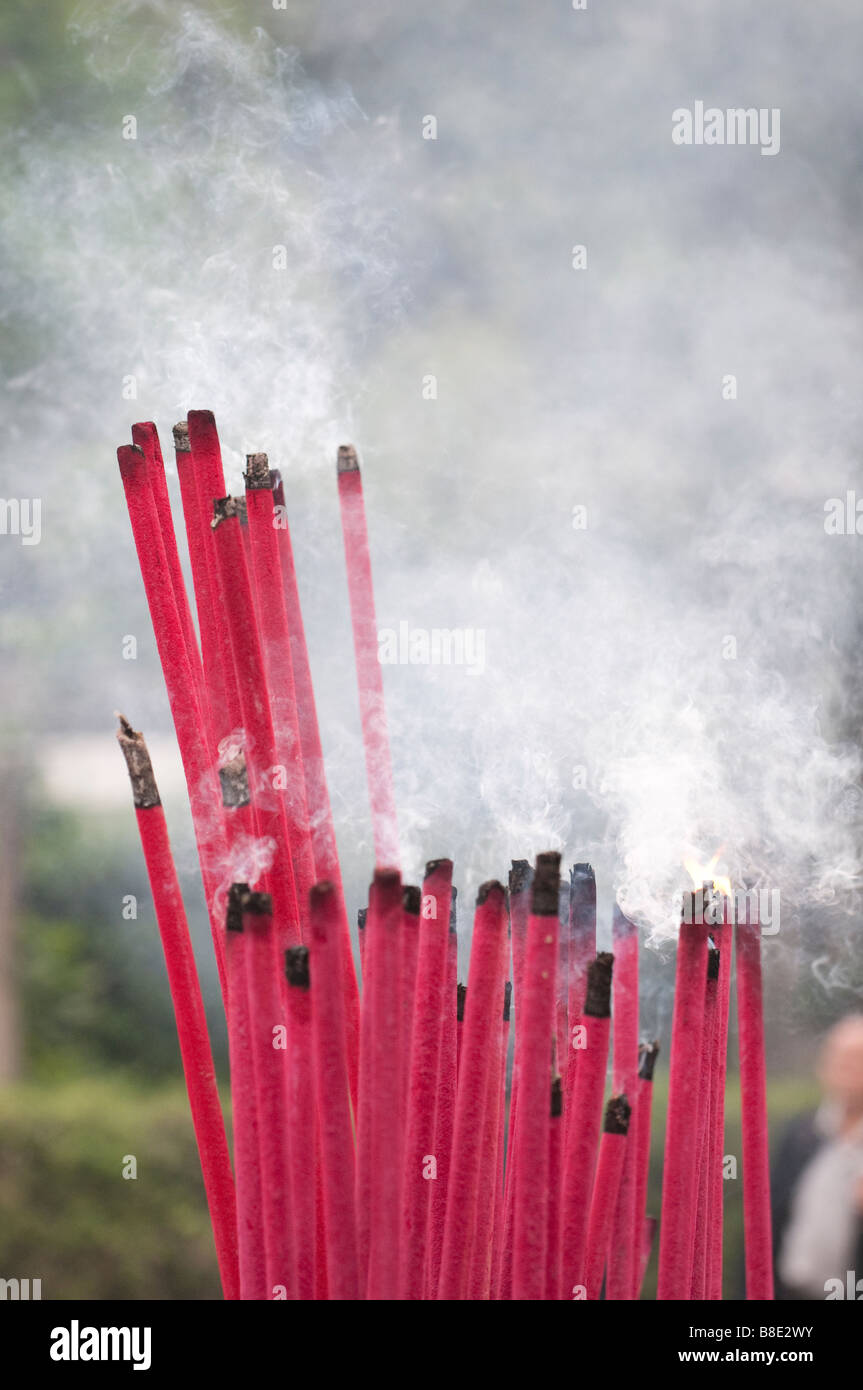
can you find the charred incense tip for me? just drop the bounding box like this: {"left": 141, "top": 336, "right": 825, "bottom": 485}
{"left": 503, "top": 980, "right": 512, "bottom": 1022}
{"left": 682, "top": 884, "right": 721, "bottom": 927}
{"left": 638, "top": 1040, "right": 660, "bottom": 1081}
{"left": 226, "top": 882, "right": 251, "bottom": 933}
{"left": 707, "top": 947, "right": 721, "bottom": 981}
{"left": 449, "top": 884, "right": 458, "bottom": 935}
{"left": 477, "top": 879, "right": 505, "bottom": 907}
{"left": 357, "top": 907, "right": 367, "bottom": 931}
{"left": 584, "top": 952, "right": 614, "bottom": 1018}
{"left": 570, "top": 862, "right": 595, "bottom": 887}
{"left": 188, "top": 409, "right": 216, "bottom": 429}
{"left": 115, "top": 713, "right": 161, "bottom": 809}
{"left": 373, "top": 867, "right": 401, "bottom": 888}
{"left": 337, "top": 444, "right": 359, "bottom": 474}
{"left": 172, "top": 421, "right": 191, "bottom": 453}
{"left": 612, "top": 902, "right": 636, "bottom": 938}
{"left": 402, "top": 885, "right": 421, "bottom": 915}
{"left": 551, "top": 1075, "right": 563, "bottom": 1119}
{"left": 456, "top": 983, "right": 467, "bottom": 1021}
{"left": 285, "top": 945, "right": 310, "bottom": 988}
{"left": 242, "top": 891, "right": 272, "bottom": 916}
{"left": 116, "top": 442, "right": 145, "bottom": 477}
{"left": 508, "top": 859, "right": 532, "bottom": 896}
{"left": 531, "top": 851, "right": 562, "bottom": 916}
{"left": 604, "top": 1094, "right": 632, "bottom": 1135}
{"left": 219, "top": 753, "right": 250, "bottom": 809}
{"left": 310, "top": 880, "right": 335, "bottom": 903}
{"left": 425, "top": 857, "right": 453, "bottom": 878}
{"left": 244, "top": 452, "right": 271, "bottom": 489}
{"left": 212, "top": 496, "right": 242, "bottom": 528}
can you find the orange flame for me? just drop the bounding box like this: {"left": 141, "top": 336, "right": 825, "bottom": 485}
{"left": 683, "top": 850, "right": 732, "bottom": 899}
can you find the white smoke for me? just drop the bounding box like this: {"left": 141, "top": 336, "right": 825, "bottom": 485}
{"left": 2, "top": 0, "right": 862, "bottom": 974}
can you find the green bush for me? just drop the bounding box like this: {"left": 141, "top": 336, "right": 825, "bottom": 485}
{"left": 0, "top": 1078, "right": 225, "bottom": 1299}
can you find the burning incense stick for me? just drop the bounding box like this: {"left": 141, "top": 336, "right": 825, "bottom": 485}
{"left": 691, "top": 945, "right": 720, "bottom": 1298}
{"left": 116, "top": 716, "right": 239, "bottom": 1301}
{"left": 584, "top": 1095, "right": 632, "bottom": 1300}
{"left": 270, "top": 469, "right": 360, "bottom": 1111}
{"left": 400, "top": 860, "right": 453, "bottom": 1300}
{"left": 285, "top": 946, "right": 316, "bottom": 1299}
{"left": 336, "top": 444, "right": 399, "bottom": 868}
{"left": 426, "top": 887, "right": 458, "bottom": 1297}
{"left": 708, "top": 912, "right": 733, "bottom": 1299}
{"left": 116, "top": 409, "right": 776, "bottom": 1303}
{"left": 308, "top": 881, "right": 359, "bottom": 1300}
{"left": 512, "top": 852, "right": 561, "bottom": 1300}
{"left": 607, "top": 903, "right": 639, "bottom": 1300}
{"left": 224, "top": 883, "right": 267, "bottom": 1300}
{"left": 439, "top": 880, "right": 508, "bottom": 1299}
{"left": 632, "top": 1040, "right": 659, "bottom": 1298}
{"left": 118, "top": 443, "right": 228, "bottom": 997}
{"left": 361, "top": 868, "right": 403, "bottom": 1299}
{"left": 546, "top": 1076, "right": 564, "bottom": 1300}
{"left": 656, "top": 887, "right": 712, "bottom": 1299}
{"left": 238, "top": 886, "right": 295, "bottom": 1297}
{"left": 736, "top": 901, "right": 774, "bottom": 1300}
{"left": 559, "top": 951, "right": 613, "bottom": 1299}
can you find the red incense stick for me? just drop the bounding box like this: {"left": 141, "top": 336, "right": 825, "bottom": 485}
{"left": 172, "top": 420, "right": 229, "bottom": 754}
{"left": 607, "top": 903, "right": 640, "bottom": 1300}
{"left": 117, "top": 442, "right": 228, "bottom": 997}
{"left": 545, "top": 1076, "right": 564, "bottom": 1300}
{"left": 559, "top": 951, "right": 613, "bottom": 1299}
{"left": 736, "top": 901, "right": 774, "bottom": 1300}
{"left": 211, "top": 498, "right": 301, "bottom": 949}
{"left": 284, "top": 946, "right": 316, "bottom": 1300}
{"left": 362, "top": 867, "right": 403, "bottom": 1300}
{"left": 426, "top": 888, "right": 458, "bottom": 1297}
{"left": 512, "top": 852, "right": 561, "bottom": 1301}
{"left": 656, "top": 888, "right": 711, "bottom": 1299}
{"left": 399, "top": 886, "right": 421, "bottom": 1122}
{"left": 438, "top": 880, "right": 508, "bottom": 1299}
{"left": 691, "top": 945, "right": 720, "bottom": 1298}
{"left": 467, "top": 972, "right": 509, "bottom": 1299}
{"left": 486, "top": 980, "right": 512, "bottom": 1300}
{"left": 130, "top": 422, "right": 204, "bottom": 711}
{"left": 632, "top": 1040, "right": 659, "bottom": 1298}
{"left": 271, "top": 470, "right": 360, "bottom": 1110}
{"left": 116, "top": 717, "right": 239, "bottom": 1301}
{"left": 224, "top": 884, "right": 267, "bottom": 1300}
{"left": 491, "top": 980, "right": 512, "bottom": 1300}
{"left": 308, "top": 881, "right": 359, "bottom": 1300}
{"left": 240, "top": 886, "right": 295, "bottom": 1298}
{"left": 400, "top": 859, "right": 453, "bottom": 1300}
{"left": 244, "top": 454, "right": 316, "bottom": 929}
{"left": 564, "top": 863, "right": 596, "bottom": 1126}
{"left": 336, "top": 444, "right": 399, "bottom": 868}
{"left": 708, "top": 912, "right": 733, "bottom": 1299}
{"left": 584, "top": 1095, "right": 632, "bottom": 1300}
{"left": 498, "top": 859, "right": 533, "bottom": 1301}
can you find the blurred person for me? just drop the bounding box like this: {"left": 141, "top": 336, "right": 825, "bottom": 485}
{"left": 772, "top": 1014, "right": 863, "bottom": 1299}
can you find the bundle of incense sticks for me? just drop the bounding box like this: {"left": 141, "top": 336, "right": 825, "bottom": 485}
{"left": 115, "top": 411, "right": 773, "bottom": 1300}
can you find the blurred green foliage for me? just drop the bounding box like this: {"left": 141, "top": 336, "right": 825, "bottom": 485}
{"left": 0, "top": 1079, "right": 223, "bottom": 1298}
{"left": 640, "top": 1075, "right": 820, "bottom": 1300}
{"left": 18, "top": 802, "right": 227, "bottom": 1082}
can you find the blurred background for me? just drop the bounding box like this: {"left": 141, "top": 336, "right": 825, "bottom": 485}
{"left": 0, "top": 0, "right": 861, "bottom": 1296}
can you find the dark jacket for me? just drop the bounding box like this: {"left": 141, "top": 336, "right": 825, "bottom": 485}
{"left": 771, "top": 1110, "right": 863, "bottom": 1300}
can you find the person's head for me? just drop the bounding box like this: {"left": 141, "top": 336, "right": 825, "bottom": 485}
{"left": 817, "top": 1014, "right": 863, "bottom": 1114}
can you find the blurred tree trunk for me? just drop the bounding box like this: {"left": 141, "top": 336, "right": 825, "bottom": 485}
{"left": 0, "top": 780, "right": 21, "bottom": 1081}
